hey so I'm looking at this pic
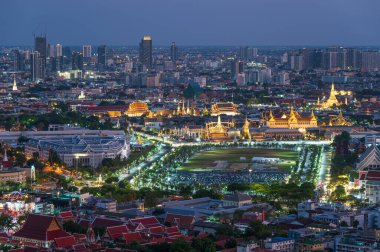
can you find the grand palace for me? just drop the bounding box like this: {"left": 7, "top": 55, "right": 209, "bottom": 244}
{"left": 263, "top": 107, "right": 318, "bottom": 129}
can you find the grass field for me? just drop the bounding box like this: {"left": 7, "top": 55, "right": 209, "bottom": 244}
{"left": 178, "top": 148, "right": 298, "bottom": 172}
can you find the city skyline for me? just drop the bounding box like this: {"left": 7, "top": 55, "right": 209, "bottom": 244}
{"left": 1, "top": 0, "right": 380, "bottom": 46}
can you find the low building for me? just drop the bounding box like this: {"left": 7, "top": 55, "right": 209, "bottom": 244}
{"left": 211, "top": 102, "right": 240, "bottom": 116}
{"left": 265, "top": 237, "right": 295, "bottom": 252}
{"left": 296, "top": 238, "right": 325, "bottom": 252}
{"left": 13, "top": 214, "right": 71, "bottom": 248}
{"left": 223, "top": 193, "right": 252, "bottom": 207}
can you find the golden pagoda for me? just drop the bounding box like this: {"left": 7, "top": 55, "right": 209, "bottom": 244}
{"left": 126, "top": 101, "right": 150, "bottom": 117}
{"left": 211, "top": 102, "right": 240, "bottom": 116}
{"left": 321, "top": 83, "right": 341, "bottom": 109}
{"left": 175, "top": 99, "right": 199, "bottom": 116}
{"left": 205, "top": 114, "right": 234, "bottom": 141}
{"left": 329, "top": 110, "right": 352, "bottom": 126}
{"left": 241, "top": 116, "right": 251, "bottom": 140}
{"left": 264, "top": 107, "right": 318, "bottom": 129}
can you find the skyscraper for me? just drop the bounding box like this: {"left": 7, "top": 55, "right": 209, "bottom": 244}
{"left": 97, "top": 45, "right": 107, "bottom": 71}
{"left": 72, "top": 52, "right": 84, "bottom": 70}
{"left": 139, "top": 36, "right": 153, "bottom": 69}
{"left": 34, "top": 35, "right": 47, "bottom": 79}
{"left": 83, "top": 45, "right": 92, "bottom": 58}
{"left": 170, "top": 42, "right": 178, "bottom": 62}
{"left": 55, "top": 44, "right": 63, "bottom": 57}
{"left": 30, "top": 51, "right": 43, "bottom": 81}
{"left": 239, "top": 46, "right": 248, "bottom": 60}
{"left": 13, "top": 50, "right": 25, "bottom": 71}
{"left": 47, "top": 44, "right": 55, "bottom": 58}
{"left": 231, "top": 60, "right": 244, "bottom": 80}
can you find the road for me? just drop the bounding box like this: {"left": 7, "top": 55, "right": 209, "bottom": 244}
{"left": 118, "top": 143, "right": 171, "bottom": 182}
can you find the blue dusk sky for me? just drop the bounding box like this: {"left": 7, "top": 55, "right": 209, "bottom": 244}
{"left": 0, "top": 0, "right": 379, "bottom": 46}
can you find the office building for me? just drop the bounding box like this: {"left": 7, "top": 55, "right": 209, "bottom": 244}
{"left": 247, "top": 47, "right": 258, "bottom": 59}
{"left": 97, "top": 45, "right": 107, "bottom": 70}
{"left": 170, "top": 42, "right": 178, "bottom": 62}
{"left": 83, "top": 44, "right": 92, "bottom": 58}
{"left": 72, "top": 51, "right": 84, "bottom": 70}
{"left": 13, "top": 50, "right": 25, "bottom": 71}
{"left": 47, "top": 44, "right": 55, "bottom": 58}
{"left": 55, "top": 44, "right": 63, "bottom": 57}
{"left": 231, "top": 60, "right": 244, "bottom": 80}
{"left": 239, "top": 46, "right": 248, "bottom": 60}
{"left": 34, "top": 35, "right": 47, "bottom": 79}
{"left": 30, "top": 51, "right": 43, "bottom": 81}
{"left": 139, "top": 36, "right": 153, "bottom": 69}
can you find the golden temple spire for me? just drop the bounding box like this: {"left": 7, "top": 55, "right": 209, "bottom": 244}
{"left": 242, "top": 115, "right": 251, "bottom": 140}
{"left": 217, "top": 113, "right": 222, "bottom": 127}
{"left": 317, "top": 97, "right": 320, "bottom": 106}
{"left": 310, "top": 110, "right": 317, "bottom": 120}
{"left": 12, "top": 74, "right": 18, "bottom": 91}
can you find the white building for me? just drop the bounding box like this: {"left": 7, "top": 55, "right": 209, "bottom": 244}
{"left": 265, "top": 237, "right": 295, "bottom": 252}
{"left": 25, "top": 135, "right": 130, "bottom": 168}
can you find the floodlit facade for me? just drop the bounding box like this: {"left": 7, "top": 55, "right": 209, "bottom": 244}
{"left": 25, "top": 135, "right": 130, "bottom": 168}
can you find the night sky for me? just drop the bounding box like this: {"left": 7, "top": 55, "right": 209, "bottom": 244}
{"left": 1, "top": 0, "right": 379, "bottom": 46}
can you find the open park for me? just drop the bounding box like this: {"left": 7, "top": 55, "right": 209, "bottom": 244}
{"left": 178, "top": 148, "right": 298, "bottom": 172}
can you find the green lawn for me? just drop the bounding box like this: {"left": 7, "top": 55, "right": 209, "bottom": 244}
{"left": 178, "top": 148, "right": 298, "bottom": 172}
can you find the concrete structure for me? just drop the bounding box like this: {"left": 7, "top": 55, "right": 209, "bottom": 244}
{"left": 25, "top": 134, "right": 129, "bottom": 168}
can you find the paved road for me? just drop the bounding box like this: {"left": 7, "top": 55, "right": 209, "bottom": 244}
{"left": 118, "top": 143, "right": 171, "bottom": 182}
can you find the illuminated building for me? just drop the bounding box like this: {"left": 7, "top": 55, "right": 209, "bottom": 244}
{"left": 204, "top": 115, "right": 235, "bottom": 141}
{"left": 264, "top": 107, "right": 318, "bottom": 129}
{"left": 139, "top": 36, "right": 153, "bottom": 69}
{"left": 241, "top": 117, "right": 251, "bottom": 140}
{"left": 82, "top": 44, "right": 92, "bottom": 58}
{"left": 318, "top": 83, "right": 352, "bottom": 109}
{"left": 0, "top": 169, "right": 27, "bottom": 184}
{"left": 25, "top": 135, "right": 130, "bottom": 169}
{"left": 0, "top": 150, "right": 27, "bottom": 184}
{"left": 126, "top": 102, "right": 150, "bottom": 117}
{"left": 328, "top": 110, "right": 352, "bottom": 126}
{"left": 211, "top": 102, "right": 240, "bottom": 116}
{"left": 175, "top": 99, "right": 199, "bottom": 116}
{"left": 12, "top": 74, "right": 18, "bottom": 91}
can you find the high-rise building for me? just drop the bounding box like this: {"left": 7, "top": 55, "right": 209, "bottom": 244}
{"left": 139, "top": 36, "right": 153, "bottom": 69}
{"left": 170, "top": 42, "right": 178, "bottom": 62}
{"left": 247, "top": 48, "right": 258, "bottom": 59}
{"left": 83, "top": 45, "right": 92, "bottom": 58}
{"left": 55, "top": 44, "right": 63, "bottom": 57}
{"left": 231, "top": 60, "right": 244, "bottom": 80}
{"left": 239, "top": 46, "right": 248, "bottom": 60}
{"left": 97, "top": 45, "right": 107, "bottom": 71}
{"left": 34, "top": 35, "right": 47, "bottom": 79}
{"left": 13, "top": 50, "right": 25, "bottom": 71}
{"left": 30, "top": 51, "right": 43, "bottom": 81}
{"left": 47, "top": 44, "right": 55, "bottom": 58}
{"left": 72, "top": 52, "right": 84, "bottom": 70}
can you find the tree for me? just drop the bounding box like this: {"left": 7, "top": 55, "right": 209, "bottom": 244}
{"left": 62, "top": 220, "right": 86, "bottom": 234}
{"left": 353, "top": 219, "right": 359, "bottom": 228}
{"left": 170, "top": 239, "right": 194, "bottom": 252}
{"left": 225, "top": 238, "right": 237, "bottom": 249}
{"left": 340, "top": 220, "right": 348, "bottom": 227}
{"left": 14, "top": 153, "right": 26, "bottom": 166}
{"left": 191, "top": 238, "right": 216, "bottom": 252}
{"left": 331, "top": 185, "right": 346, "bottom": 202}
{"left": 0, "top": 214, "right": 13, "bottom": 232}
